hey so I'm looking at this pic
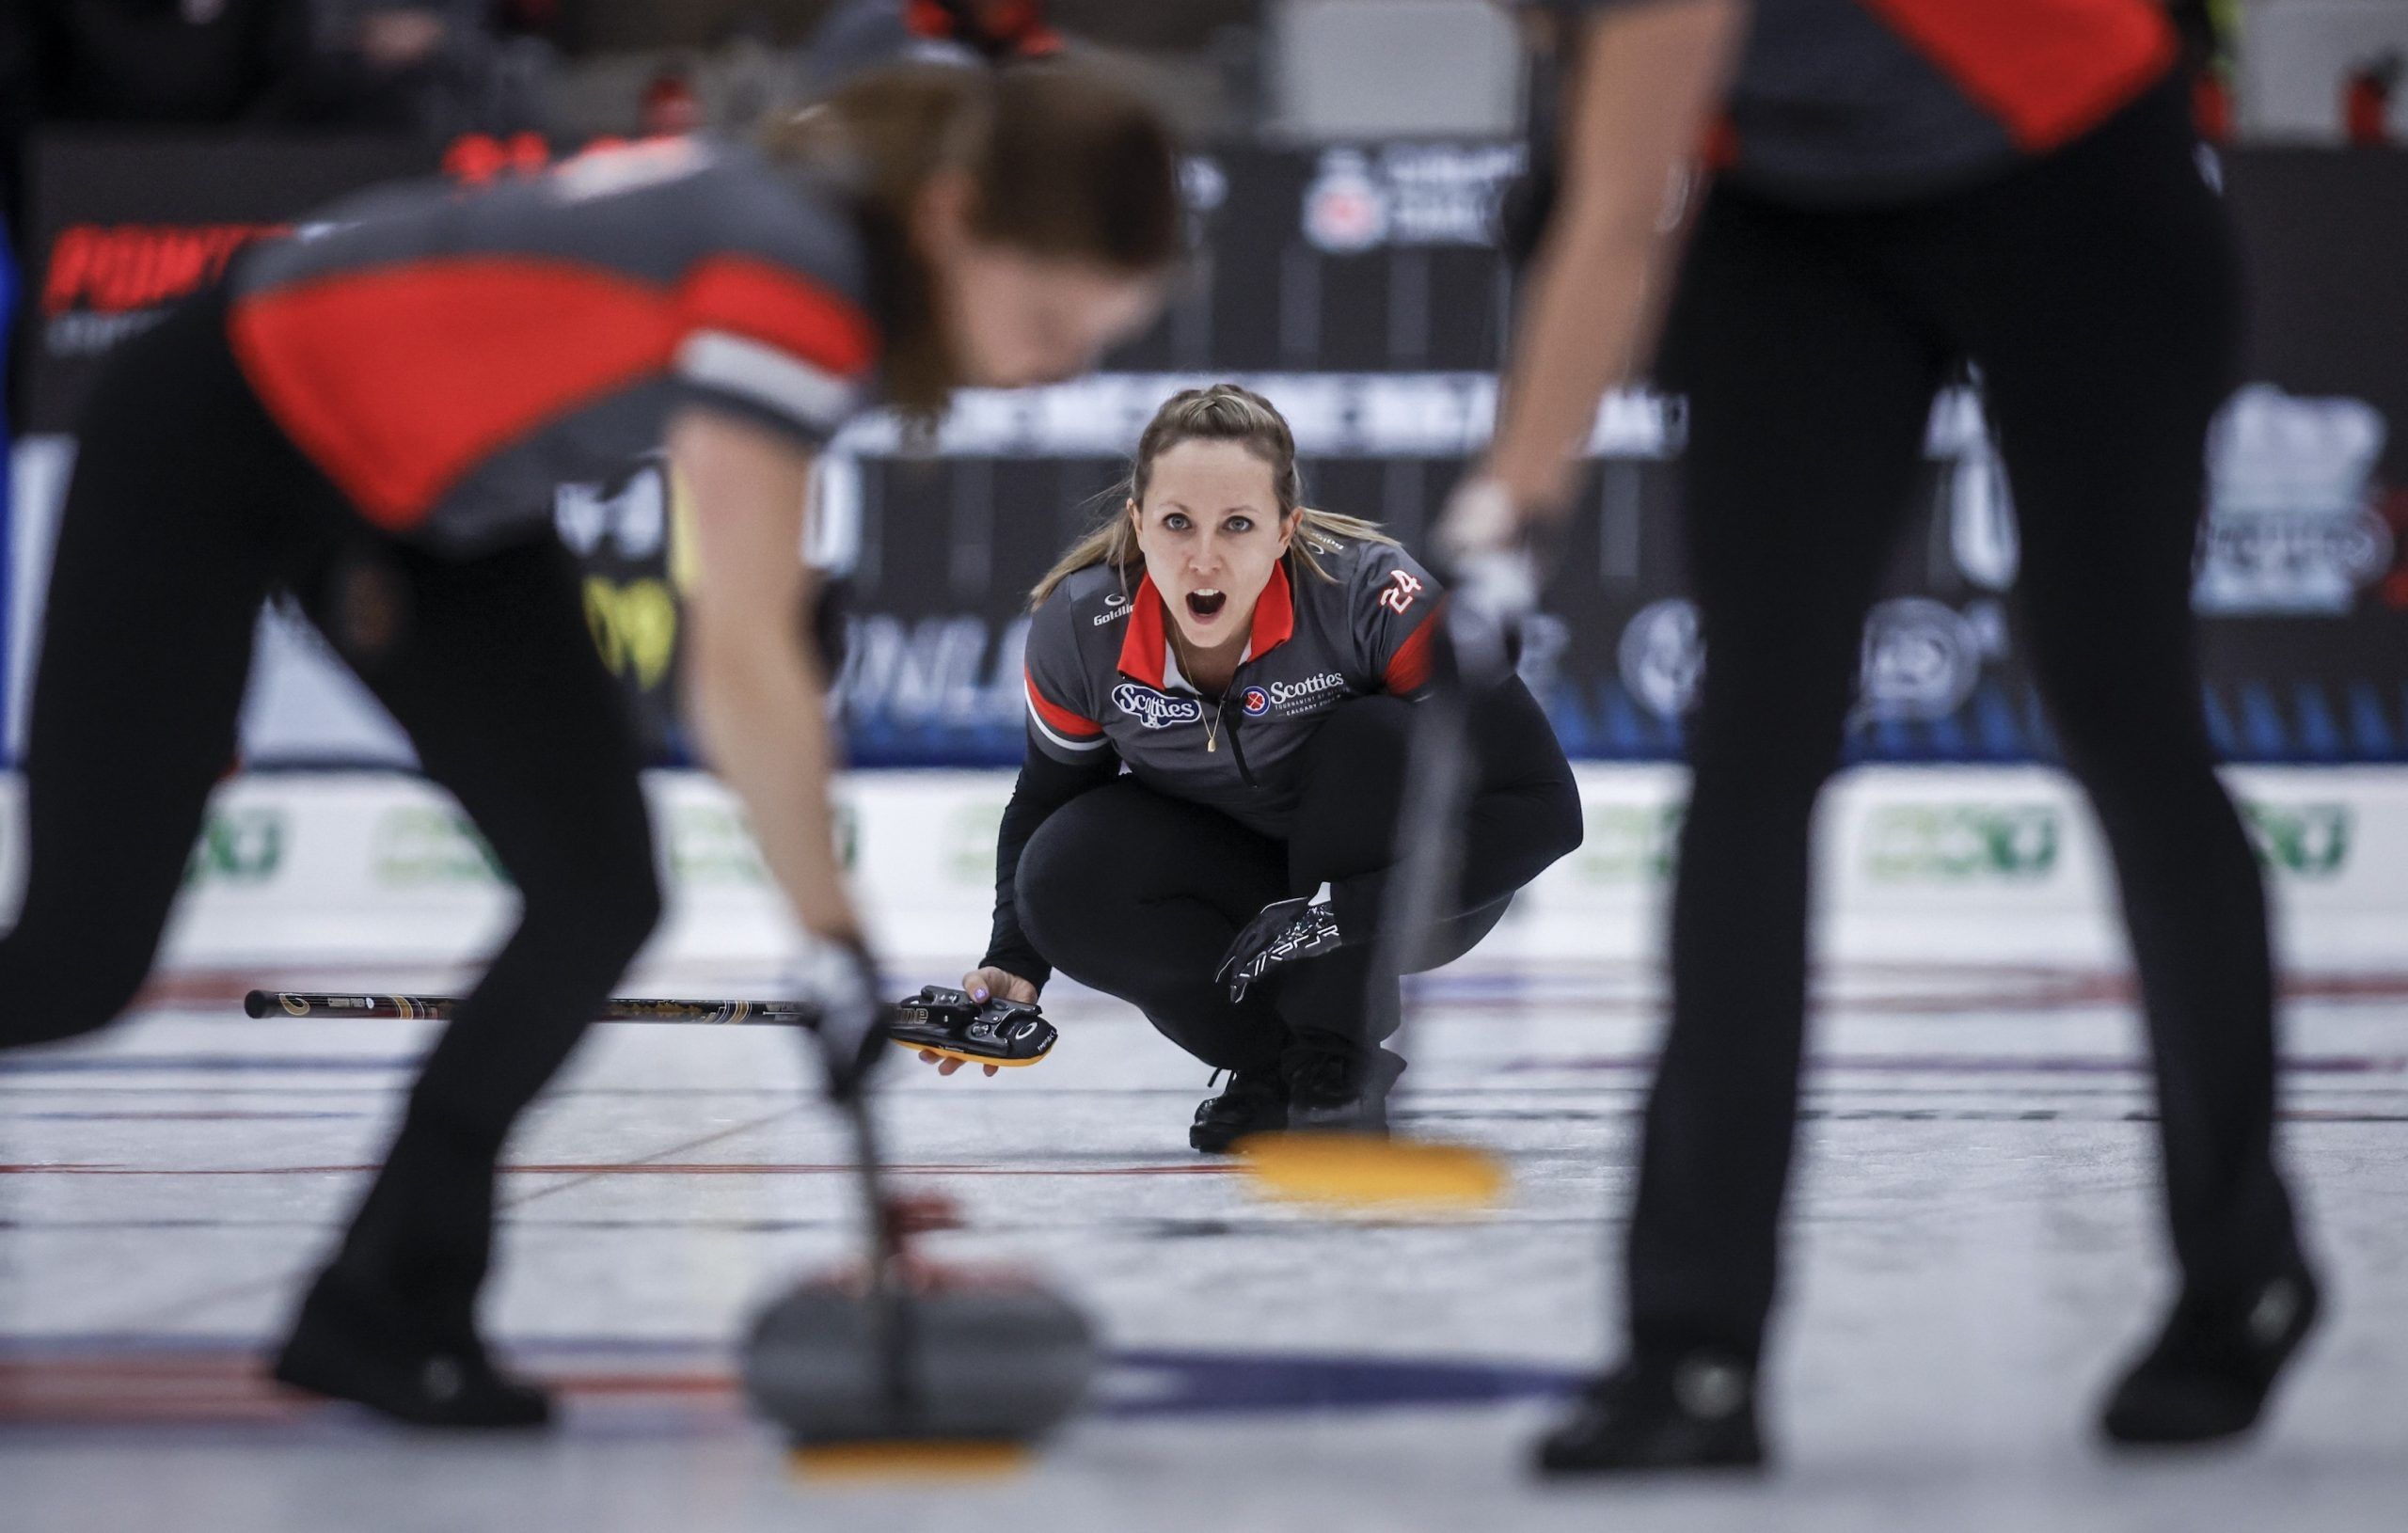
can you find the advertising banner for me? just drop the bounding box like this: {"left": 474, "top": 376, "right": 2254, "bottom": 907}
{"left": 9, "top": 134, "right": 2407, "bottom": 768}
{"left": 10, "top": 132, "right": 696, "bottom": 766}
{"left": 828, "top": 145, "right": 2408, "bottom": 768}
{"left": 8, "top": 764, "right": 2401, "bottom": 972}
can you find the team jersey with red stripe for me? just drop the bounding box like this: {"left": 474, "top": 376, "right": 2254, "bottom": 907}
{"left": 1021, "top": 534, "right": 1442, "bottom": 839}
{"left": 228, "top": 136, "right": 881, "bottom": 549}
{"left": 1541, "top": 0, "right": 2178, "bottom": 202}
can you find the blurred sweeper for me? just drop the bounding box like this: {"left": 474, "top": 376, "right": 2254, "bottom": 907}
{"left": 0, "top": 61, "right": 1180, "bottom": 1427}
{"left": 1440, "top": 0, "right": 2321, "bottom": 1473}
{"left": 931, "top": 385, "right": 1583, "bottom": 1148}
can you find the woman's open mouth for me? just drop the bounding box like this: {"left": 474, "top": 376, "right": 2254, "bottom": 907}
{"left": 1186, "top": 589, "right": 1228, "bottom": 621}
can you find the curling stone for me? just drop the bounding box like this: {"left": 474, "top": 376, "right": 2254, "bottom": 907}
{"left": 739, "top": 1272, "right": 1099, "bottom": 1452}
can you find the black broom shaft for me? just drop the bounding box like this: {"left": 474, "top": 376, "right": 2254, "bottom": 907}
{"left": 244, "top": 990, "right": 822, "bottom": 1025}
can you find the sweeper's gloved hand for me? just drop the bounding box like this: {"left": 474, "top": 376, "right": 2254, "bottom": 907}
{"left": 808, "top": 936, "right": 893, "bottom": 1102}
{"left": 1215, "top": 895, "right": 1344, "bottom": 1003}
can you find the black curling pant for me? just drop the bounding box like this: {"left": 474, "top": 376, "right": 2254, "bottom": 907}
{"left": 1624, "top": 76, "right": 2304, "bottom": 1366}
{"left": 1016, "top": 686, "right": 1581, "bottom": 1072}
{"left": 0, "top": 288, "right": 662, "bottom": 1346}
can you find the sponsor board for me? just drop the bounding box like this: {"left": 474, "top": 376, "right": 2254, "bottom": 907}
{"left": 944, "top": 800, "right": 1010, "bottom": 885}
{"left": 372, "top": 806, "right": 506, "bottom": 888}
{"left": 2241, "top": 799, "right": 2352, "bottom": 878}
{"left": 667, "top": 801, "right": 768, "bottom": 888}
{"left": 2200, "top": 387, "right": 2395, "bottom": 615}
{"left": 1618, "top": 599, "right": 1703, "bottom": 720}
{"left": 6, "top": 765, "right": 2407, "bottom": 972}
{"left": 183, "top": 806, "right": 287, "bottom": 887}
{"left": 40, "top": 222, "right": 286, "bottom": 360}
{"left": 1617, "top": 596, "right": 2008, "bottom": 724}
{"left": 1299, "top": 144, "right": 1526, "bottom": 255}
{"left": 1862, "top": 803, "right": 2063, "bottom": 884}
{"left": 1855, "top": 598, "right": 2010, "bottom": 722}
{"left": 826, "top": 372, "right": 1681, "bottom": 462}
{"left": 1572, "top": 803, "right": 1684, "bottom": 886}
{"left": 833, "top": 613, "right": 1029, "bottom": 751}
{"left": 15, "top": 137, "right": 2408, "bottom": 775}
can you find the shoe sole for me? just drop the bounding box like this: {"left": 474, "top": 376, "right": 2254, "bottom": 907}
{"left": 271, "top": 1346, "right": 552, "bottom": 1430}
{"left": 1534, "top": 1443, "right": 1766, "bottom": 1477}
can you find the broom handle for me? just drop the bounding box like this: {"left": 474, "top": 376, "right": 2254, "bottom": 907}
{"left": 243, "top": 990, "right": 822, "bottom": 1026}
{"left": 1371, "top": 550, "right": 1537, "bottom": 1083}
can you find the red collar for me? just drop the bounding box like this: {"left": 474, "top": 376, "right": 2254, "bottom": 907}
{"left": 1117, "top": 562, "right": 1297, "bottom": 687}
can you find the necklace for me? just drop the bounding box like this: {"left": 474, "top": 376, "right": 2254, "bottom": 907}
{"left": 1169, "top": 628, "right": 1234, "bottom": 754}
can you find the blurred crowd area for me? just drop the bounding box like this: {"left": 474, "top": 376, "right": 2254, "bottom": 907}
{"left": 3, "top": 2, "right": 2400, "bottom": 157}
{"left": 0, "top": 1, "right": 1254, "bottom": 298}
{"left": 0, "top": 1, "right": 2399, "bottom": 400}
{"left": 0, "top": 1, "right": 1254, "bottom": 151}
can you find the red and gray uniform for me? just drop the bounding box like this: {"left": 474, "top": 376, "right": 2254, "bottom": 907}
{"left": 1539, "top": 0, "right": 2177, "bottom": 203}
{"left": 1024, "top": 537, "right": 1443, "bottom": 837}
{"left": 983, "top": 536, "right": 1444, "bottom": 984}
{"left": 228, "top": 136, "right": 880, "bottom": 551}
{"left": 1537, "top": 0, "right": 2312, "bottom": 1373}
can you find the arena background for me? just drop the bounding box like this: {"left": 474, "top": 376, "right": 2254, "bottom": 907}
{"left": 8, "top": 130, "right": 2408, "bottom": 972}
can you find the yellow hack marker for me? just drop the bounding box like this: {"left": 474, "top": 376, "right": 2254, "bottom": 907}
{"left": 1236, "top": 1131, "right": 1509, "bottom": 1210}
{"left": 791, "top": 1441, "right": 1034, "bottom": 1480}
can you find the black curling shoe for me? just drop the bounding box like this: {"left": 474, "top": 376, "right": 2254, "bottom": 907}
{"left": 2100, "top": 1265, "right": 2321, "bottom": 1447}
{"left": 1190, "top": 1069, "right": 1289, "bottom": 1153}
{"left": 1534, "top": 1353, "right": 1766, "bottom": 1476}
{"left": 1284, "top": 1045, "right": 1407, "bottom": 1134}
{"left": 272, "top": 1269, "right": 553, "bottom": 1430}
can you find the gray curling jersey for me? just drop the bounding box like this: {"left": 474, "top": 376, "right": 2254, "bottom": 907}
{"left": 228, "top": 136, "right": 880, "bottom": 551}
{"left": 1021, "top": 536, "right": 1444, "bottom": 840}
{"left": 1539, "top": 0, "right": 2177, "bottom": 204}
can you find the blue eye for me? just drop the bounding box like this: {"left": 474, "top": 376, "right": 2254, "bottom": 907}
{"left": 1164, "top": 514, "right": 1191, "bottom": 530}
{"left": 1226, "top": 517, "right": 1255, "bottom": 534}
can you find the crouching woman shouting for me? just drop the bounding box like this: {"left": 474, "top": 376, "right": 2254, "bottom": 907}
{"left": 938, "top": 385, "right": 1582, "bottom": 1150}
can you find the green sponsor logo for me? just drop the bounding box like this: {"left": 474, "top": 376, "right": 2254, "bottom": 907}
{"left": 2242, "top": 801, "right": 2351, "bottom": 879}
{"left": 834, "top": 801, "right": 860, "bottom": 873}
{"left": 1576, "top": 803, "right": 1683, "bottom": 885}
{"left": 184, "top": 807, "right": 287, "bottom": 886}
{"left": 946, "top": 801, "right": 1009, "bottom": 885}
{"left": 1864, "top": 803, "right": 2060, "bottom": 883}
{"left": 669, "top": 802, "right": 768, "bottom": 887}
{"left": 372, "top": 807, "right": 505, "bottom": 887}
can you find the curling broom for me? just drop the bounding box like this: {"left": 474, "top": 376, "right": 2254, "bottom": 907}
{"left": 1237, "top": 547, "right": 1537, "bottom": 1212}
